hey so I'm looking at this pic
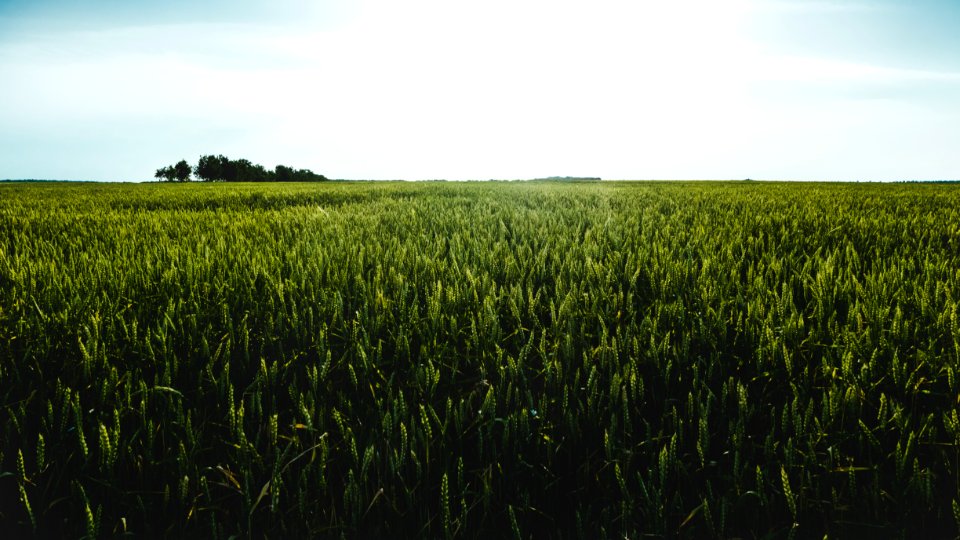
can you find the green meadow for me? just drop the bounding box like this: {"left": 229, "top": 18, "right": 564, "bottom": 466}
{"left": 2, "top": 180, "right": 960, "bottom": 537}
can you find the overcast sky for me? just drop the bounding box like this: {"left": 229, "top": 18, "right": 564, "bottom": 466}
{"left": 1, "top": 0, "right": 958, "bottom": 181}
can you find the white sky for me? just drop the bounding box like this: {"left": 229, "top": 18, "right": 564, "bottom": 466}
{"left": 1, "top": 0, "right": 958, "bottom": 181}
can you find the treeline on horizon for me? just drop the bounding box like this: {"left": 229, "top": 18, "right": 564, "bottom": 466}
{"left": 155, "top": 155, "right": 328, "bottom": 182}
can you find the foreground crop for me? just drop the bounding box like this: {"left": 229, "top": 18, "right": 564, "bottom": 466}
{"left": 1, "top": 181, "right": 959, "bottom": 537}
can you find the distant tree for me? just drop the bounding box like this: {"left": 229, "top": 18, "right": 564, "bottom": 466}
{"left": 195, "top": 155, "right": 224, "bottom": 182}
{"left": 275, "top": 164, "right": 294, "bottom": 182}
{"left": 234, "top": 159, "right": 255, "bottom": 181}
{"left": 249, "top": 163, "right": 270, "bottom": 182}
{"left": 173, "top": 159, "right": 192, "bottom": 182}
{"left": 291, "top": 168, "right": 327, "bottom": 182}
{"left": 168, "top": 155, "right": 328, "bottom": 182}
{"left": 155, "top": 166, "right": 176, "bottom": 182}
{"left": 220, "top": 156, "right": 239, "bottom": 182}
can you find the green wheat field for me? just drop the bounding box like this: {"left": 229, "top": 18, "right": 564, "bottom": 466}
{"left": 2, "top": 180, "right": 960, "bottom": 538}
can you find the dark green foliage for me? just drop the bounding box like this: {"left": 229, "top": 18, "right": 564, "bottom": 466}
{"left": 195, "top": 154, "right": 223, "bottom": 182}
{"left": 189, "top": 155, "right": 327, "bottom": 182}
{"left": 274, "top": 164, "right": 324, "bottom": 183}
{"left": 156, "top": 160, "right": 194, "bottom": 182}
{"left": 173, "top": 160, "right": 192, "bottom": 183}
{"left": 154, "top": 165, "right": 176, "bottom": 182}
{"left": 1, "top": 181, "right": 959, "bottom": 537}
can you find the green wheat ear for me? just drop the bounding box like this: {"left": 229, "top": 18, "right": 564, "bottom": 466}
{"left": 441, "top": 472, "right": 451, "bottom": 539}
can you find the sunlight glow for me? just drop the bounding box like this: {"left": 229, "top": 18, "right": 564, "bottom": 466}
{"left": 0, "top": 0, "right": 957, "bottom": 180}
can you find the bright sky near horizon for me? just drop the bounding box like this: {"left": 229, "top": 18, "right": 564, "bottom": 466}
{"left": 1, "top": 0, "right": 958, "bottom": 181}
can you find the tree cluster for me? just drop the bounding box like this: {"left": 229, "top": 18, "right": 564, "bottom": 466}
{"left": 154, "top": 160, "right": 193, "bottom": 182}
{"left": 155, "top": 155, "right": 327, "bottom": 182}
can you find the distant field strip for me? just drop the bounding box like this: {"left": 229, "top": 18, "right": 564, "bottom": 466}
{"left": 1, "top": 181, "right": 959, "bottom": 537}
